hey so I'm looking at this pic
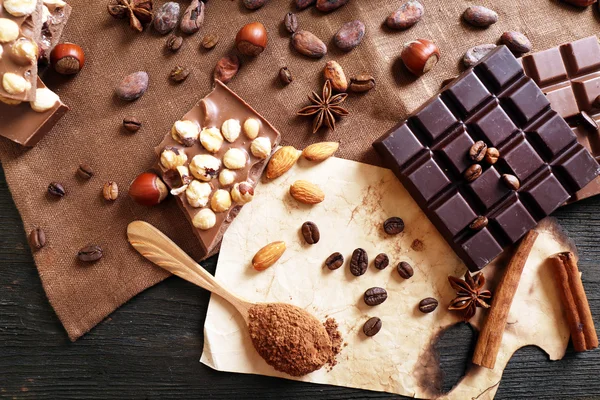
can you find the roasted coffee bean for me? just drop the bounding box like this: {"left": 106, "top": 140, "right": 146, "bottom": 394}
{"left": 580, "top": 111, "right": 599, "bottom": 132}
{"left": 374, "top": 253, "right": 389, "bottom": 270}
{"left": 396, "top": 261, "right": 414, "bottom": 279}
{"left": 469, "top": 216, "right": 488, "bottom": 231}
{"left": 364, "top": 287, "right": 388, "bottom": 306}
{"left": 153, "top": 2, "right": 180, "bottom": 34}
{"left": 296, "top": 0, "right": 316, "bottom": 9}
{"left": 333, "top": 20, "right": 365, "bottom": 52}
{"left": 301, "top": 221, "right": 320, "bottom": 244}
{"left": 284, "top": 12, "right": 298, "bottom": 34}
{"left": 485, "top": 147, "right": 499, "bottom": 164}
{"left": 350, "top": 248, "right": 368, "bottom": 276}
{"left": 502, "top": 174, "right": 520, "bottom": 190}
{"left": 180, "top": 0, "right": 204, "bottom": 34}
{"left": 349, "top": 74, "right": 375, "bottom": 93}
{"left": 501, "top": 31, "right": 532, "bottom": 53}
{"left": 463, "top": 5, "right": 498, "bottom": 27}
{"left": 383, "top": 216, "right": 404, "bottom": 235}
{"left": 103, "top": 181, "right": 119, "bottom": 201}
{"left": 123, "top": 117, "right": 142, "bottom": 132}
{"left": 419, "top": 297, "right": 438, "bottom": 313}
{"left": 469, "top": 140, "right": 487, "bottom": 162}
{"left": 325, "top": 252, "right": 344, "bottom": 270}
{"left": 29, "top": 227, "right": 46, "bottom": 250}
{"left": 78, "top": 245, "right": 103, "bottom": 262}
{"left": 48, "top": 182, "right": 65, "bottom": 197}
{"left": 166, "top": 35, "right": 183, "bottom": 52}
{"left": 77, "top": 163, "right": 93, "bottom": 180}
{"left": 201, "top": 34, "right": 219, "bottom": 50}
{"left": 363, "top": 317, "right": 382, "bottom": 337}
{"left": 464, "top": 164, "right": 482, "bottom": 182}
{"left": 464, "top": 44, "right": 497, "bottom": 67}
{"left": 170, "top": 66, "right": 190, "bottom": 83}
{"left": 279, "top": 67, "right": 293, "bottom": 85}
{"left": 214, "top": 55, "right": 240, "bottom": 84}
{"left": 116, "top": 71, "right": 149, "bottom": 101}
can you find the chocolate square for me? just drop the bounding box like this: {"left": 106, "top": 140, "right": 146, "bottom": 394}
{"left": 555, "top": 146, "right": 600, "bottom": 191}
{"left": 446, "top": 72, "right": 491, "bottom": 116}
{"left": 523, "top": 173, "right": 570, "bottom": 216}
{"left": 413, "top": 97, "right": 458, "bottom": 143}
{"left": 544, "top": 83, "right": 579, "bottom": 119}
{"left": 459, "top": 228, "right": 503, "bottom": 271}
{"left": 476, "top": 46, "right": 523, "bottom": 91}
{"left": 373, "top": 123, "right": 424, "bottom": 169}
{"left": 562, "top": 36, "right": 600, "bottom": 76}
{"left": 492, "top": 199, "right": 537, "bottom": 243}
{"left": 433, "top": 192, "right": 476, "bottom": 236}
{"left": 526, "top": 113, "right": 576, "bottom": 160}
{"left": 522, "top": 47, "right": 568, "bottom": 86}
{"left": 470, "top": 105, "right": 518, "bottom": 147}
{"left": 502, "top": 79, "right": 550, "bottom": 125}
{"left": 502, "top": 139, "right": 545, "bottom": 181}
{"left": 406, "top": 156, "right": 450, "bottom": 203}
{"left": 438, "top": 129, "right": 474, "bottom": 174}
{"left": 468, "top": 167, "right": 511, "bottom": 210}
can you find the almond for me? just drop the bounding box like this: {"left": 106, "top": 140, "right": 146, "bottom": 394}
{"left": 290, "top": 180, "right": 325, "bottom": 204}
{"left": 266, "top": 146, "right": 300, "bottom": 179}
{"left": 252, "top": 241, "right": 286, "bottom": 271}
{"left": 302, "top": 142, "right": 339, "bottom": 161}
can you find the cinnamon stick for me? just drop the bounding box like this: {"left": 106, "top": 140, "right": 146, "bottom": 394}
{"left": 472, "top": 230, "right": 539, "bottom": 369}
{"left": 549, "top": 251, "right": 598, "bottom": 352}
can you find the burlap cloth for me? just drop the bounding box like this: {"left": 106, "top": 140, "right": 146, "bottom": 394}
{"left": 0, "top": 0, "right": 596, "bottom": 341}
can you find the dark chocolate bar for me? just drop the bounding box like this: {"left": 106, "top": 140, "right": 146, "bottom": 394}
{"left": 374, "top": 46, "right": 600, "bottom": 271}
{"left": 521, "top": 36, "right": 600, "bottom": 203}
{"left": 155, "top": 80, "right": 281, "bottom": 257}
{"left": 0, "top": 0, "right": 43, "bottom": 101}
{"left": 39, "top": 0, "right": 72, "bottom": 64}
{"left": 0, "top": 77, "right": 69, "bottom": 146}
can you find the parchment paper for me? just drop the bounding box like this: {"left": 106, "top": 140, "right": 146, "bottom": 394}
{"left": 201, "top": 157, "right": 575, "bottom": 399}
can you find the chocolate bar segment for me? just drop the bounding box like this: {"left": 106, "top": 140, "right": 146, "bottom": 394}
{"left": 522, "top": 36, "right": 600, "bottom": 203}
{"left": 0, "top": 77, "right": 68, "bottom": 146}
{"left": 39, "top": 0, "right": 72, "bottom": 64}
{"left": 374, "top": 46, "right": 600, "bottom": 271}
{"left": 155, "top": 80, "right": 281, "bottom": 257}
{"left": 0, "top": 0, "right": 42, "bottom": 101}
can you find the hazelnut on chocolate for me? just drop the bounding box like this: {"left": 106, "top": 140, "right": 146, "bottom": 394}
{"left": 219, "top": 169, "right": 236, "bottom": 186}
{"left": 243, "top": 118, "right": 260, "bottom": 139}
{"left": 30, "top": 88, "right": 59, "bottom": 112}
{"left": 2, "top": 72, "right": 31, "bottom": 94}
{"left": 160, "top": 147, "right": 188, "bottom": 170}
{"left": 192, "top": 208, "right": 216, "bottom": 230}
{"left": 231, "top": 182, "right": 254, "bottom": 204}
{"left": 186, "top": 180, "right": 212, "bottom": 208}
{"left": 176, "top": 165, "right": 192, "bottom": 185}
{"left": 221, "top": 119, "right": 241, "bottom": 142}
{"left": 251, "top": 137, "right": 272, "bottom": 159}
{"left": 0, "top": 19, "right": 20, "bottom": 43}
{"left": 200, "top": 127, "right": 224, "bottom": 153}
{"left": 4, "top": 0, "right": 37, "bottom": 17}
{"left": 189, "top": 154, "right": 221, "bottom": 181}
{"left": 171, "top": 120, "right": 200, "bottom": 147}
{"left": 12, "top": 38, "right": 38, "bottom": 64}
{"left": 210, "top": 189, "right": 231, "bottom": 212}
{"left": 0, "top": 95, "right": 20, "bottom": 105}
{"left": 223, "top": 148, "right": 247, "bottom": 170}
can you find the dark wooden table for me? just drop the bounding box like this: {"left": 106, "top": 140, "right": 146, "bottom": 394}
{"left": 1, "top": 166, "right": 599, "bottom": 400}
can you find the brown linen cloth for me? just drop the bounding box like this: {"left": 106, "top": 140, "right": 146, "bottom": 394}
{"left": 0, "top": 0, "right": 597, "bottom": 341}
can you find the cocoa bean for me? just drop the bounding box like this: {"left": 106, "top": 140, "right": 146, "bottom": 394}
{"left": 291, "top": 30, "right": 327, "bottom": 58}
{"left": 463, "top": 6, "right": 498, "bottom": 27}
{"left": 153, "top": 2, "right": 180, "bottom": 35}
{"left": 463, "top": 44, "right": 496, "bottom": 67}
{"left": 180, "top": 0, "right": 204, "bottom": 34}
{"left": 500, "top": 31, "right": 532, "bottom": 53}
{"left": 386, "top": 0, "right": 424, "bottom": 30}
{"left": 316, "top": 0, "right": 348, "bottom": 12}
{"left": 243, "top": 0, "right": 268, "bottom": 10}
{"left": 214, "top": 55, "right": 240, "bottom": 84}
{"left": 333, "top": 20, "right": 365, "bottom": 52}
{"left": 116, "top": 71, "right": 149, "bottom": 101}
{"left": 296, "top": 0, "right": 316, "bottom": 9}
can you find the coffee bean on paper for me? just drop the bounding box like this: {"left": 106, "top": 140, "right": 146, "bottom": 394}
{"left": 383, "top": 217, "right": 404, "bottom": 235}
{"left": 464, "top": 44, "right": 497, "bottom": 67}
{"left": 325, "top": 252, "right": 344, "bottom": 270}
{"left": 29, "top": 228, "right": 46, "bottom": 250}
{"left": 364, "top": 287, "right": 388, "bottom": 306}
{"left": 363, "top": 317, "right": 382, "bottom": 337}
{"left": 396, "top": 261, "right": 414, "bottom": 279}
{"left": 386, "top": 0, "right": 424, "bottom": 30}
{"left": 116, "top": 71, "right": 149, "bottom": 101}
{"left": 350, "top": 248, "right": 368, "bottom": 276}
{"left": 419, "top": 297, "right": 438, "bottom": 313}
{"left": 78, "top": 245, "right": 103, "bottom": 262}
{"left": 180, "top": 0, "right": 204, "bottom": 34}
{"left": 333, "top": 20, "right": 365, "bottom": 52}
{"left": 374, "top": 253, "right": 389, "bottom": 270}
{"left": 463, "top": 6, "right": 498, "bottom": 27}
{"left": 153, "top": 2, "right": 180, "bottom": 35}
{"left": 301, "top": 221, "right": 320, "bottom": 244}
{"left": 501, "top": 31, "right": 532, "bottom": 53}
{"left": 48, "top": 182, "right": 65, "bottom": 197}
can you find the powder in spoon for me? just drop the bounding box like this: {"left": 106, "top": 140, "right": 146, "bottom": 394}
{"left": 248, "top": 303, "right": 340, "bottom": 376}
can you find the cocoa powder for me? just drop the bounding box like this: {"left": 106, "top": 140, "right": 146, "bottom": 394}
{"left": 248, "top": 303, "right": 340, "bottom": 376}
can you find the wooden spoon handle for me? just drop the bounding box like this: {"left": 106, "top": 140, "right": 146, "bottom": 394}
{"left": 126, "top": 221, "right": 248, "bottom": 311}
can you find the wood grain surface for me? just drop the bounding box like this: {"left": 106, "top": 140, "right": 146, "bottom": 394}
{"left": 0, "top": 167, "right": 598, "bottom": 399}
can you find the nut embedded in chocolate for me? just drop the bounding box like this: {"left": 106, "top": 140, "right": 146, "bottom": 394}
{"left": 464, "top": 164, "right": 482, "bottom": 182}
{"left": 502, "top": 174, "right": 520, "bottom": 191}
{"left": 364, "top": 287, "right": 388, "bottom": 306}
{"left": 47, "top": 182, "right": 66, "bottom": 197}
{"left": 374, "top": 253, "right": 389, "bottom": 270}
{"left": 418, "top": 297, "right": 438, "bottom": 313}
{"left": 123, "top": 117, "right": 142, "bottom": 132}
{"left": 363, "top": 317, "right": 382, "bottom": 337}
{"left": 469, "top": 216, "right": 488, "bottom": 231}
{"left": 469, "top": 140, "right": 487, "bottom": 162}
{"left": 396, "top": 261, "right": 414, "bottom": 279}
{"left": 383, "top": 216, "right": 404, "bottom": 235}
{"left": 325, "top": 252, "right": 344, "bottom": 270}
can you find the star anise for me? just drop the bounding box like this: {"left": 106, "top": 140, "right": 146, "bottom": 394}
{"left": 108, "top": 0, "right": 154, "bottom": 33}
{"left": 297, "top": 80, "right": 349, "bottom": 133}
{"left": 448, "top": 271, "right": 492, "bottom": 321}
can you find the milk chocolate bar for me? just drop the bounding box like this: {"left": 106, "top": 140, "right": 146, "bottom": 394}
{"left": 39, "top": 0, "right": 72, "bottom": 64}
{"left": 521, "top": 36, "right": 600, "bottom": 203}
{"left": 155, "top": 80, "right": 281, "bottom": 257}
{"left": 374, "top": 46, "right": 600, "bottom": 271}
{"left": 0, "top": 0, "right": 43, "bottom": 101}
{"left": 0, "top": 77, "right": 69, "bottom": 146}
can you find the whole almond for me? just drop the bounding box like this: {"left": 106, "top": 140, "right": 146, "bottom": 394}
{"left": 323, "top": 61, "right": 348, "bottom": 92}
{"left": 302, "top": 142, "right": 339, "bottom": 161}
{"left": 252, "top": 241, "right": 286, "bottom": 271}
{"left": 266, "top": 146, "right": 301, "bottom": 179}
{"left": 290, "top": 180, "right": 325, "bottom": 204}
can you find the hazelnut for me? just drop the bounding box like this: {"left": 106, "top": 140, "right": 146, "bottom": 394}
{"left": 221, "top": 119, "right": 241, "bottom": 143}
{"left": 2, "top": 72, "right": 31, "bottom": 95}
{"left": 210, "top": 189, "right": 232, "bottom": 212}
{"left": 30, "top": 88, "right": 59, "bottom": 112}
{"left": 219, "top": 169, "right": 236, "bottom": 186}
{"left": 243, "top": 118, "right": 260, "bottom": 139}
{"left": 223, "top": 148, "right": 248, "bottom": 170}
{"left": 0, "top": 96, "right": 21, "bottom": 106}
{"left": 160, "top": 147, "right": 188, "bottom": 170}
{"left": 235, "top": 22, "right": 268, "bottom": 56}
{"left": 186, "top": 180, "right": 212, "bottom": 208}
{"left": 128, "top": 172, "right": 169, "bottom": 206}
{"left": 0, "top": 19, "right": 19, "bottom": 43}
{"left": 176, "top": 165, "right": 193, "bottom": 185}
{"left": 192, "top": 208, "right": 216, "bottom": 230}
{"left": 170, "top": 184, "right": 188, "bottom": 196}
{"left": 12, "top": 38, "right": 38, "bottom": 65}
{"left": 171, "top": 120, "right": 200, "bottom": 147}
{"left": 189, "top": 154, "right": 221, "bottom": 181}
{"left": 231, "top": 182, "right": 254, "bottom": 204}
{"left": 4, "top": 0, "right": 37, "bottom": 17}
{"left": 401, "top": 39, "right": 440, "bottom": 76}
{"left": 251, "top": 137, "right": 272, "bottom": 159}
{"left": 50, "top": 43, "right": 85, "bottom": 75}
{"left": 102, "top": 181, "right": 119, "bottom": 201}
{"left": 200, "top": 127, "right": 224, "bottom": 153}
{"left": 0, "top": 46, "right": 3, "bottom": 61}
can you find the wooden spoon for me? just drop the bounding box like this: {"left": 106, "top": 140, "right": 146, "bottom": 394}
{"left": 126, "top": 220, "right": 252, "bottom": 324}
